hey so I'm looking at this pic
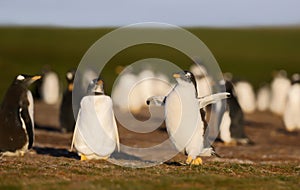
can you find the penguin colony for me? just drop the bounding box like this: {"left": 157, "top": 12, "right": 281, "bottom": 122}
{"left": 0, "top": 65, "right": 299, "bottom": 165}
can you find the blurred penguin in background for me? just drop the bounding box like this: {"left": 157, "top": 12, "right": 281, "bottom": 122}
{"left": 283, "top": 73, "right": 300, "bottom": 132}
{"left": 80, "top": 68, "right": 98, "bottom": 94}
{"left": 219, "top": 79, "right": 253, "bottom": 145}
{"left": 71, "top": 78, "right": 120, "bottom": 160}
{"left": 0, "top": 74, "right": 41, "bottom": 156}
{"left": 111, "top": 66, "right": 139, "bottom": 113}
{"left": 40, "top": 69, "right": 61, "bottom": 105}
{"left": 59, "top": 69, "right": 76, "bottom": 133}
{"left": 189, "top": 63, "right": 212, "bottom": 98}
{"left": 256, "top": 83, "right": 271, "bottom": 112}
{"left": 269, "top": 70, "right": 291, "bottom": 116}
{"left": 234, "top": 80, "right": 256, "bottom": 114}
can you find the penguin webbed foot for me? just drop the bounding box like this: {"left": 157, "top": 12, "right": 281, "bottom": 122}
{"left": 185, "top": 156, "right": 203, "bottom": 165}
{"left": 80, "top": 154, "right": 87, "bottom": 161}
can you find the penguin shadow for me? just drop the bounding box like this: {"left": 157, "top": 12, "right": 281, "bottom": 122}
{"left": 33, "top": 146, "right": 80, "bottom": 159}
{"left": 110, "top": 151, "right": 143, "bottom": 161}
{"left": 35, "top": 123, "right": 63, "bottom": 133}
{"left": 276, "top": 128, "right": 299, "bottom": 136}
{"left": 164, "top": 161, "right": 186, "bottom": 166}
{"left": 244, "top": 120, "right": 272, "bottom": 128}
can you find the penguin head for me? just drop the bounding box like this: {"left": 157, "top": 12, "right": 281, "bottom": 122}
{"left": 173, "top": 71, "right": 198, "bottom": 96}
{"left": 14, "top": 74, "right": 41, "bottom": 87}
{"left": 87, "top": 78, "right": 105, "bottom": 95}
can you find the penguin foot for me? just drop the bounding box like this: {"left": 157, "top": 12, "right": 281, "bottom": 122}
{"left": 185, "top": 156, "right": 202, "bottom": 165}
{"left": 80, "top": 154, "right": 87, "bottom": 161}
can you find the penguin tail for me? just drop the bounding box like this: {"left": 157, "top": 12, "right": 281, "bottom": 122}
{"left": 198, "top": 92, "right": 230, "bottom": 108}
{"left": 146, "top": 96, "right": 166, "bottom": 106}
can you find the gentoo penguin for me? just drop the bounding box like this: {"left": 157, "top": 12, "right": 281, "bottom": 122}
{"left": 59, "top": 69, "right": 76, "bottom": 133}
{"left": 219, "top": 80, "right": 253, "bottom": 145}
{"left": 40, "top": 70, "right": 61, "bottom": 105}
{"left": 0, "top": 74, "right": 41, "bottom": 156}
{"left": 283, "top": 74, "right": 300, "bottom": 132}
{"left": 256, "top": 84, "right": 271, "bottom": 112}
{"left": 234, "top": 81, "right": 256, "bottom": 113}
{"left": 147, "top": 71, "right": 229, "bottom": 165}
{"left": 71, "top": 78, "right": 120, "bottom": 160}
{"left": 269, "top": 70, "right": 291, "bottom": 116}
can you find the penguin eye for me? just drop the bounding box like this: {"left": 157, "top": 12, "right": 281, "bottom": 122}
{"left": 17, "top": 75, "right": 25, "bottom": 81}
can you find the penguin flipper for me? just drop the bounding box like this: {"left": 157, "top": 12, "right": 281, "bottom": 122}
{"left": 198, "top": 92, "right": 230, "bottom": 108}
{"left": 146, "top": 96, "right": 166, "bottom": 106}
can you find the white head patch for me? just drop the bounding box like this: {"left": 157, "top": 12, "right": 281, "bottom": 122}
{"left": 17, "top": 75, "right": 25, "bottom": 81}
{"left": 66, "top": 72, "right": 73, "bottom": 80}
{"left": 185, "top": 72, "right": 192, "bottom": 78}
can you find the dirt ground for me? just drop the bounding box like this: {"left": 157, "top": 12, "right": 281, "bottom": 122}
{"left": 32, "top": 101, "right": 300, "bottom": 164}
{"left": 1, "top": 101, "right": 299, "bottom": 189}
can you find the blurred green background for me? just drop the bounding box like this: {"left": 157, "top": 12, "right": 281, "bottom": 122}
{"left": 0, "top": 27, "right": 299, "bottom": 99}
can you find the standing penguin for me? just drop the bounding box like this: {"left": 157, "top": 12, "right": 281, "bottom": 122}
{"left": 71, "top": 78, "right": 120, "bottom": 160}
{"left": 269, "top": 70, "right": 291, "bottom": 116}
{"left": 256, "top": 83, "right": 271, "bottom": 112}
{"left": 59, "top": 69, "right": 76, "bottom": 133}
{"left": 234, "top": 81, "right": 256, "bottom": 114}
{"left": 219, "top": 80, "right": 253, "bottom": 145}
{"left": 147, "top": 71, "right": 229, "bottom": 165}
{"left": 0, "top": 74, "right": 41, "bottom": 156}
{"left": 40, "top": 70, "right": 61, "bottom": 105}
{"left": 283, "top": 74, "right": 300, "bottom": 132}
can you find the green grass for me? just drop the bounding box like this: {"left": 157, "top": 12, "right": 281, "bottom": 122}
{"left": 0, "top": 156, "right": 299, "bottom": 190}
{"left": 0, "top": 26, "right": 300, "bottom": 99}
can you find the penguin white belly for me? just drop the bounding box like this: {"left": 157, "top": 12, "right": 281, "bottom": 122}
{"left": 270, "top": 78, "right": 291, "bottom": 115}
{"left": 165, "top": 86, "right": 202, "bottom": 157}
{"left": 219, "top": 110, "right": 232, "bottom": 143}
{"left": 283, "top": 84, "right": 300, "bottom": 131}
{"left": 256, "top": 86, "right": 271, "bottom": 111}
{"left": 41, "top": 72, "right": 60, "bottom": 105}
{"left": 235, "top": 82, "right": 256, "bottom": 113}
{"left": 27, "top": 90, "right": 34, "bottom": 128}
{"left": 73, "top": 95, "right": 119, "bottom": 159}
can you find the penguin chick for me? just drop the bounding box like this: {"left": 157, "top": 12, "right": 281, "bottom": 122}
{"left": 147, "top": 71, "right": 229, "bottom": 165}
{"left": 0, "top": 74, "right": 41, "bottom": 156}
{"left": 71, "top": 78, "right": 120, "bottom": 160}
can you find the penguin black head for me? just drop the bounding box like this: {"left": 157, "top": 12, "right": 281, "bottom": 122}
{"left": 14, "top": 74, "right": 42, "bottom": 87}
{"left": 87, "top": 78, "right": 104, "bottom": 95}
{"left": 173, "top": 70, "right": 198, "bottom": 97}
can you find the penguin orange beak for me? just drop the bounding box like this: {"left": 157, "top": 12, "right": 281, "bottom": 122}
{"left": 31, "top": 75, "right": 42, "bottom": 81}
{"left": 97, "top": 79, "right": 103, "bottom": 86}
{"left": 173, "top": 73, "right": 181, "bottom": 78}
